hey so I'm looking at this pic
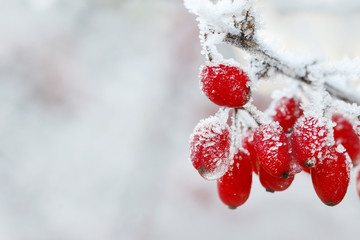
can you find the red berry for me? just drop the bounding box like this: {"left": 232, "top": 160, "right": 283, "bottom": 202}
{"left": 217, "top": 149, "right": 252, "bottom": 209}
{"left": 356, "top": 169, "right": 360, "bottom": 199}
{"left": 332, "top": 113, "right": 360, "bottom": 166}
{"left": 311, "top": 146, "right": 350, "bottom": 206}
{"left": 200, "top": 64, "right": 250, "bottom": 107}
{"left": 190, "top": 116, "right": 231, "bottom": 180}
{"left": 242, "top": 129, "right": 260, "bottom": 175}
{"left": 271, "top": 96, "right": 303, "bottom": 132}
{"left": 259, "top": 166, "right": 294, "bottom": 192}
{"left": 253, "top": 122, "right": 292, "bottom": 178}
{"left": 290, "top": 116, "right": 329, "bottom": 169}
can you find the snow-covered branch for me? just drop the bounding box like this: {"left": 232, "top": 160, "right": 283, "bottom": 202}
{"left": 186, "top": 0, "right": 360, "bottom": 107}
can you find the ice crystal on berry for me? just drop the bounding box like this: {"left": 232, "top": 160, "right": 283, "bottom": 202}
{"left": 254, "top": 122, "right": 292, "bottom": 178}
{"left": 190, "top": 116, "right": 231, "bottom": 180}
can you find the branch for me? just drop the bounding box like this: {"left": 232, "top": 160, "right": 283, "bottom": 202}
{"left": 224, "top": 33, "right": 360, "bottom": 106}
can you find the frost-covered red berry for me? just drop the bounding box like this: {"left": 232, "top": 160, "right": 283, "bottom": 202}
{"left": 200, "top": 64, "right": 250, "bottom": 107}
{"left": 332, "top": 113, "right": 360, "bottom": 166}
{"left": 290, "top": 116, "right": 329, "bottom": 169}
{"left": 217, "top": 149, "right": 252, "bottom": 209}
{"left": 190, "top": 116, "right": 231, "bottom": 180}
{"left": 242, "top": 129, "right": 259, "bottom": 175}
{"left": 271, "top": 96, "right": 303, "bottom": 132}
{"left": 311, "top": 146, "right": 350, "bottom": 206}
{"left": 259, "top": 166, "right": 294, "bottom": 192}
{"left": 254, "top": 122, "right": 292, "bottom": 178}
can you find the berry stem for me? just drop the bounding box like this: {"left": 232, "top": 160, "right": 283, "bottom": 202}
{"left": 203, "top": 34, "right": 213, "bottom": 62}
{"left": 240, "top": 103, "right": 264, "bottom": 126}
{"left": 232, "top": 108, "right": 239, "bottom": 149}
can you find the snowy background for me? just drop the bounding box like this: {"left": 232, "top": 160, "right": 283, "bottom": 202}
{"left": 0, "top": 0, "right": 360, "bottom": 239}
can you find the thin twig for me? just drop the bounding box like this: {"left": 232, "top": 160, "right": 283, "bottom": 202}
{"left": 240, "top": 103, "right": 264, "bottom": 126}
{"left": 224, "top": 33, "right": 360, "bottom": 105}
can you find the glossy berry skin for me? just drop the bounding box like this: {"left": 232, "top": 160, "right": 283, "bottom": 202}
{"left": 200, "top": 64, "right": 250, "bottom": 107}
{"left": 190, "top": 116, "right": 231, "bottom": 180}
{"left": 290, "top": 116, "right": 329, "bottom": 169}
{"left": 271, "top": 96, "right": 303, "bottom": 133}
{"left": 259, "top": 166, "right": 294, "bottom": 192}
{"left": 332, "top": 113, "right": 360, "bottom": 166}
{"left": 253, "top": 122, "right": 292, "bottom": 178}
{"left": 217, "top": 149, "right": 252, "bottom": 209}
{"left": 242, "top": 129, "right": 259, "bottom": 175}
{"left": 311, "top": 146, "right": 350, "bottom": 206}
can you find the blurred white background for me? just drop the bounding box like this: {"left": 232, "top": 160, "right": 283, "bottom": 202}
{"left": 0, "top": 0, "right": 359, "bottom": 239}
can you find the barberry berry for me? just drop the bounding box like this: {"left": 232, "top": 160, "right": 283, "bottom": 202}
{"left": 200, "top": 64, "right": 250, "bottom": 107}
{"left": 259, "top": 166, "right": 294, "bottom": 192}
{"left": 217, "top": 149, "right": 252, "bottom": 209}
{"left": 311, "top": 146, "right": 350, "bottom": 206}
{"left": 271, "top": 96, "right": 303, "bottom": 132}
{"left": 242, "top": 129, "right": 259, "bottom": 175}
{"left": 190, "top": 116, "right": 231, "bottom": 180}
{"left": 253, "top": 122, "right": 292, "bottom": 178}
{"left": 332, "top": 113, "right": 360, "bottom": 166}
{"left": 290, "top": 116, "right": 329, "bottom": 169}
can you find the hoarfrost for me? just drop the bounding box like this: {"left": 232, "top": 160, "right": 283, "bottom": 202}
{"left": 201, "top": 163, "right": 230, "bottom": 180}
{"left": 335, "top": 144, "right": 346, "bottom": 154}
{"left": 189, "top": 114, "right": 232, "bottom": 180}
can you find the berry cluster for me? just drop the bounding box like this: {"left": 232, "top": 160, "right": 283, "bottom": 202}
{"left": 185, "top": 0, "right": 360, "bottom": 209}
{"left": 190, "top": 63, "right": 360, "bottom": 209}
